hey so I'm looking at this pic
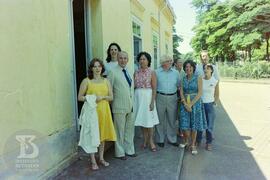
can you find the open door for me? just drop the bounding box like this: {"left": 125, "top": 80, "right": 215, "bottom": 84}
{"left": 72, "top": 0, "right": 88, "bottom": 117}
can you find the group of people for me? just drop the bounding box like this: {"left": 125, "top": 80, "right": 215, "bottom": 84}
{"left": 77, "top": 42, "right": 220, "bottom": 170}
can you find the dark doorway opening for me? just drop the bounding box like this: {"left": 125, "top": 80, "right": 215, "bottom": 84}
{"left": 72, "top": 0, "right": 87, "bottom": 114}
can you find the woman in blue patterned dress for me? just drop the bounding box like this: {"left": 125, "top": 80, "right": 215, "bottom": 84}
{"left": 179, "top": 60, "right": 206, "bottom": 155}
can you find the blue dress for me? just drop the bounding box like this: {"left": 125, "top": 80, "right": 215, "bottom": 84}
{"left": 180, "top": 74, "right": 206, "bottom": 131}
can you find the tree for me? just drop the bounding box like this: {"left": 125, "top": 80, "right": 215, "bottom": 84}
{"left": 191, "top": 0, "right": 270, "bottom": 62}
{"left": 227, "top": 0, "right": 270, "bottom": 61}
{"left": 181, "top": 52, "right": 195, "bottom": 62}
{"left": 191, "top": 2, "right": 236, "bottom": 61}
{"left": 192, "top": 0, "right": 219, "bottom": 20}
{"left": 173, "top": 26, "right": 183, "bottom": 60}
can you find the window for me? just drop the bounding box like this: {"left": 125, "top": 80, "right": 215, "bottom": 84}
{"left": 133, "top": 22, "right": 141, "bottom": 37}
{"left": 132, "top": 21, "right": 142, "bottom": 69}
{"left": 152, "top": 32, "right": 159, "bottom": 69}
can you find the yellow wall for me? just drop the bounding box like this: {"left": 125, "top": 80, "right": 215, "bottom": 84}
{"left": 130, "top": 0, "right": 174, "bottom": 68}
{"left": 90, "top": 0, "right": 133, "bottom": 69}
{"left": 89, "top": 0, "right": 174, "bottom": 70}
{"left": 0, "top": 0, "right": 76, "bottom": 174}
{"left": 90, "top": 0, "right": 103, "bottom": 60}
{"left": 0, "top": 0, "right": 175, "bottom": 177}
{"left": 101, "top": 0, "right": 133, "bottom": 68}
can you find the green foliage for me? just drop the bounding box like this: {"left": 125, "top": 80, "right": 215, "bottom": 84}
{"left": 191, "top": 0, "right": 270, "bottom": 62}
{"left": 181, "top": 52, "right": 195, "bottom": 62}
{"left": 219, "top": 61, "right": 270, "bottom": 79}
{"left": 252, "top": 42, "right": 266, "bottom": 61}
{"left": 173, "top": 26, "right": 183, "bottom": 60}
{"left": 230, "top": 32, "right": 261, "bottom": 50}
{"left": 191, "top": 0, "right": 219, "bottom": 20}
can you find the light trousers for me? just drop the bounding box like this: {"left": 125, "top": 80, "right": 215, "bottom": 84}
{"left": 113, "top": 112, "right": 135, "bottom": 157}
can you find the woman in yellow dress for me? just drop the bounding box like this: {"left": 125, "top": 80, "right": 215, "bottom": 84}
{"left": 78, "top": 58, "right": 116, "bottom": 170}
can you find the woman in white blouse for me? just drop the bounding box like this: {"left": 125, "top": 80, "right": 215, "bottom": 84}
{"left": 104, "top": 42, "right": 121, "bottom": 76}
{"left": 196, "top": 64, "right": 219, "bottom": 151}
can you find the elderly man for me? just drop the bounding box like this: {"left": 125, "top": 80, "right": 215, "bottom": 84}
{"left": 173, "top": 58, "right": 186, "bottom": 138}
{"left": 155, "top": 55, "right": 180, "bottom": 147}
{"left": 108, "top": 51, "right": 136, "bottom": 160}
{"left": 174, "top": 58, "right": 186, "bottom": 81}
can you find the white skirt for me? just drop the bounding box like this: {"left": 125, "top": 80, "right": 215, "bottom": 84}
{"left": 134, "top": 88, "right": 159, "bottom": 128}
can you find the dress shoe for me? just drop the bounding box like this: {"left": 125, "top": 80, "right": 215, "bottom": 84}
{"left": 157, "top": 143, "right": 164, "bottom": 147}
{"left": 116, "top": 156, "right": 127, "bottom": 160}
{"left": 179, "top": 142, "right": 188, "bottom": 148}
{"left": 191, "top": 146, "right": 198, "bottom": 155}
{"left": 169, "top": 142, "right": 179, "bottom": 147}
{"left": 205, "top": 144, "right": 212, "bottom": 151}
{"left": 126, "top": 153, "right": 137, "bottom": 157}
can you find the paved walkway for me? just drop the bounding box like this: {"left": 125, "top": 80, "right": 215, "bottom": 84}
{"left": 54, "top": 135, "right": 184, "bottom": 180}
{"left": 54, "top": 79, "right": 270, "bottom": 180}
{"left": 179, "top": 81, "right": 270, "bottom": 180}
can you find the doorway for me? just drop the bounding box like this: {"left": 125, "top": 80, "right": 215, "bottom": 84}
{"left": 72, "top": 0, "right": 87, "bottom": 115}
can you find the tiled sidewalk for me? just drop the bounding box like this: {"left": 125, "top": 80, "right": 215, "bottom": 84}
{"left": 54, "top": 136, "right": 184, "bottom": 180}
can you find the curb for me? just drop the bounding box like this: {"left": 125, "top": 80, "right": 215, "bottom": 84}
{"left": 176, "top": 148, "right": 185, "bottom": 180}
{"left": 221, "top": 79, "right": 270, "bottom": 85}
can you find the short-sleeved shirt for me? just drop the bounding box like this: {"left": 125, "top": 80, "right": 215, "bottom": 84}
{"left": 155, "top": 67, "right": 180, "bottom": 94}
{"left": 196, "top": 64, "right": 220, "bottom": 81}
{"left": 202, "top": 76, "right": 218, "bottom": 103}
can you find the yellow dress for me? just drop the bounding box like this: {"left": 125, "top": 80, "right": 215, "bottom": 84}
{"left": 86, "top": 79, "right": 116, "bottom": 142}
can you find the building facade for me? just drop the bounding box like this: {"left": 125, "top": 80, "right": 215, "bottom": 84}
{"left": 90, "top": 0, "right": 175, "bottom": 69}
{"left": 0, "top": 0, "right": 175, "bottom": 178}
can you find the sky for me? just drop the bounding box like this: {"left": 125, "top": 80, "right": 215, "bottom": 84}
{"left": 169, "top": 0, "right": 197, "bottom": 54}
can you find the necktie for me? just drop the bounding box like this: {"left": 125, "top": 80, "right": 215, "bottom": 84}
{"left": 122, "top": 69, "right": 132, "bottom": 87}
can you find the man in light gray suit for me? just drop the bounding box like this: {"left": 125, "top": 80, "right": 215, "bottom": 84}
{"left": 108, "top": 51, "right": 136, "bottom": 160}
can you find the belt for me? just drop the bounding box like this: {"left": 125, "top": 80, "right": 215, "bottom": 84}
{"left": 184, "top": 93, "right": 197, "bottom": 96}
{"left": 157, "top": 91, "right": 177, "bottom": 96}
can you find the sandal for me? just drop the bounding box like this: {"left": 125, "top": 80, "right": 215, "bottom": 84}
{"left": 191, "top": 146, "right": 198, "bottom": 155}
{"left": 140, "top": 144, "right": 147, "bottom": 149}
{"left": 99, "top": 159, "right": 110, "bottom": 167}
{"left": 150, "top": 145, "right": 157, "bottom": 152}
{"left": 206, "top": 144, "right": 212, "bottom": 151}
{"left": 91, "top": 163, "right": 99, "bottom": 170}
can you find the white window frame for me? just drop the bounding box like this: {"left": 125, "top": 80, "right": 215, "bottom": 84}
{"left": 152, "top": 31, "right": 159, "bottom": 69}
{"left": 132, "top": 16, "right": 143, "bottom": 69}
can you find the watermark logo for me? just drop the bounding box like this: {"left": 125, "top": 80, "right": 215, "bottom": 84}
{"left": 2, "top": 129, "right": 49, "bottom": 177}
{"left": 16, "top": 135, "right": 39, "bottom": 159}
{"left": 14, "top": 134, "right": 40, "bottom": 173}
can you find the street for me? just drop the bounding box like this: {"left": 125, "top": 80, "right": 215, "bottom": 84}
{"left": 180, "top": 81, "right": 270, "bottom": 180}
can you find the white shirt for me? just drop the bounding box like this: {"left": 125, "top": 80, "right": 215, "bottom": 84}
{"left": 104, "top": 61, "right": 118, "bottom": 75}
{"left": 202, "top": 76, "right": 218, "bottom": 103}
{"left": 196, "top": 64, "right": 220, "bottom": 81}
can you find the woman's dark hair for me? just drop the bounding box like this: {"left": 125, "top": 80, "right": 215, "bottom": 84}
{"left": 106, "top": 43, "right": 121, "bottom": 63}
{"left": 183, "top": 60, "right": 196, "bottom": 73}
{"left": 136, "top": 51, "right": 151, "bottom": 67}
{"left": 88, "top": 58, "right": 105, "bottom": 79}
{"left": 205, "top": 64, "right": 214, "bottom": 75}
